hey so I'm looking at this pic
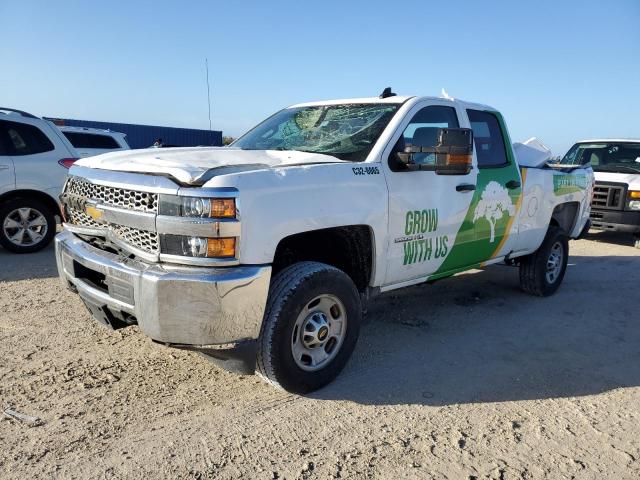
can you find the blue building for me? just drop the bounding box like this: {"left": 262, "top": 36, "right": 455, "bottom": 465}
{"left": 46, "top": 117, "right": 222, "bottom": 149}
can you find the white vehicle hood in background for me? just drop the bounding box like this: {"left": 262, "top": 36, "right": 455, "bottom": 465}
{"left": 74, "top": 147, "right": 346, "bottom": 185}
{"left": 594, "top": 171, "right": 640, "bottom": 189}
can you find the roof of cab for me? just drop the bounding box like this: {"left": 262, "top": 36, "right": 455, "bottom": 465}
{"left": 575, "top": 138, "right": 640, "bottom": 144}
{"left": 288, "top": 95, "right": 496, "bottom": 112}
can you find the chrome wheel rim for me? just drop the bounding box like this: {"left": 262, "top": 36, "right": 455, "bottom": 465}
{"left": 291, "top": 294, "right": 347, "bottom": 372}
{"left": 546, "top": 241, "right": 564, "bottom": 284}
{"left": 3, "top": 208, "right": 48, "bottom": 247}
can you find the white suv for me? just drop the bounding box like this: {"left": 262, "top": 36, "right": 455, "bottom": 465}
{"left": 59, "top": 126, "right": 129, "bottom": 158}
{"left": 0, "top": 108, "right": 78, "bottom": 253}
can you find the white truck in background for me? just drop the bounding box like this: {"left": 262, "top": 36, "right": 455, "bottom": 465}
{"left": 55, "top": 91, "right": 594, "bottom": 393}
{"left": 561, "top": 139, "right": 640, "bottom": 248}
{"left": 59, "top": 126, "right": 130, "bottom": 158}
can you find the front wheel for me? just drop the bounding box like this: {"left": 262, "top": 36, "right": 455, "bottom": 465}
{"left": 256, "top": 261, "right": 362, "bottom": 393}
{"left": 519, "top": 226, "right": 569, "bottom": 296}
{"left": 0, "top": 198, "right": 56, "bottom": 253}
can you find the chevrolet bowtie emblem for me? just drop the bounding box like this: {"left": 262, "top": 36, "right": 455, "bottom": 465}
{"left": 85, "top": 204, "right": 104, "bottom": 221}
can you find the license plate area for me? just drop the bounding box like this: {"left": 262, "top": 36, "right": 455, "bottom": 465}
{"left": 74, "top": 260, "right": 108, "bottom": 293}
{"left": 65, "top": 251, "right": 135, "bottom": 307}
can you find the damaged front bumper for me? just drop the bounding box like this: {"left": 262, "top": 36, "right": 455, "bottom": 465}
{"left": 55, "top": 230, "right": 271, "bottom": 373}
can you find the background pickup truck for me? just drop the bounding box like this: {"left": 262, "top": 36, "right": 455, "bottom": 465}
{"left": 560, "top": 139, "right": 640, "bottom": 248}
{"left": 56, "top": 92, "right": 594, "bottom": 393}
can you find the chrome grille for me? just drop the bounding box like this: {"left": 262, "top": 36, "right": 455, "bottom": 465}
{"left": 65, "top": 176, "right": 158, "bottom": 213}
{"left": 68, "top": 209, "right": 101, "bottom": 228}
{"left": 63, "top": 176, "right": 160, "bottom": 255}
{"left": 111, "top": 225, "right": 159, "bottom": 254}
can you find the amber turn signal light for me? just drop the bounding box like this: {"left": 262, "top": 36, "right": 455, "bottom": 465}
{"left": 211, "top": 198, "right": 236, "bottom": 218}
{"left": 206, "top": 237, "right": 236, "bottom": 258}
{"left": 447, "top": 153, "right": 473, "bottom": 165}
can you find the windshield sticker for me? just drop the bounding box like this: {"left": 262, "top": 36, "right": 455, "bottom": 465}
{"left": 473, "top": 181, "right": 516, "bottom": 243}
{"left": 401, "top": 209, "right": 449, "bottom": 265}
{"left": 553, "top": 174, "right": 587, "bottom": 195}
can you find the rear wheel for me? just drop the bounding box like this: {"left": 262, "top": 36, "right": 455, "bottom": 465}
{"left": 0, "top": 198, "right": 56, "bottom": 253}
{"left": 256, "top": 261, "right": 361, "bottom": 394}
{"left": 519, "top": 226, "right": 569, "bottom": 296}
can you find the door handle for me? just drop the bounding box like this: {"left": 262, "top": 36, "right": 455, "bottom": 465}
{"left": 456, "top": 184, "right": 476, "bottom": 192}
{"left": 506, "top": 180, "right": 521, "bottom": 189}
{"left": 0, "top": 165, "right": 10, "bottom": 170}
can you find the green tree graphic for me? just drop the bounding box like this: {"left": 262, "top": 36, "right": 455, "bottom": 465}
{"left": 473, "top": 181, "right": 515, "bottom": 243}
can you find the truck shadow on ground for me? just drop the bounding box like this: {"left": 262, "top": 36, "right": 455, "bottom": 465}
{"left": 313, "top": 253, "right": 640, "bottom": 406}
{"left": 586, "top": 230, "right": 637, "bottom": 248}
{"left": 0, "top": 242, "right": 59, "bottom": 282}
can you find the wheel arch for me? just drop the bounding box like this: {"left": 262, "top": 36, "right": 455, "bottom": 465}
{"left": 271, "top": 225, "right": 375, "bottom": 292}
{"left": 0, "top": 189, "right": 61, "bottom": 218}
{"left": 550, "top": 201, "right": 580, "bottom": 236}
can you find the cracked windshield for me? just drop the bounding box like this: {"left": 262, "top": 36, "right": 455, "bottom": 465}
{"left": 234, "top": 103, "right": 400, "bottom": 162}
{"left": 561, "top": 142, "right": 640, "bottom": 174}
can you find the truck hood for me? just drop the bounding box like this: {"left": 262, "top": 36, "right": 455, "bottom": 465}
{"left": 594, "top": 171, "right": 640, "bottom": 189}
{"left": 74, "top": 147, "right": 347, "bottom": 185}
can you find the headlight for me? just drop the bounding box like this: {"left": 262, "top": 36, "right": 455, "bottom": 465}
{"left": 159, "top": 195, "right": 236, "bottom": 218}
{"left": 160, "top": 234, "right": 236, "bottom": 258}
{"left": 629, "top": 200, "right": 640, "bottom": 211}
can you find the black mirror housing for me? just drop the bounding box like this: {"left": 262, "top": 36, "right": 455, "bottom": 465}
{"left": 399, "top": 128, "right": 474, "bottom": 175}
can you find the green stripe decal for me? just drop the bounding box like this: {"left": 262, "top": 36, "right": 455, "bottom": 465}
{"left": 429, "top": 110, "right": 522, "bottom": 278}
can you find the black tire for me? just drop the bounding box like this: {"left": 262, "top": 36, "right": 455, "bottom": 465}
{"left": 519, "top": 226, "right": 569, "bottom": 296}
{"left": 256, "top": 261, "right": 362, "bottom": 394}
{"left": 0, "top": 197, "right": 56, "bottom": 253}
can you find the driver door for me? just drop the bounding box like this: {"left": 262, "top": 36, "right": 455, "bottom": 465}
{"left": 383, "top": 101, "right": 479, "bottom": 285}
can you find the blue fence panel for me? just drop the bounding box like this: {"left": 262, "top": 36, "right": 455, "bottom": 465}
{"left": 49, "top": 118, "right": 222, "bottom": 149}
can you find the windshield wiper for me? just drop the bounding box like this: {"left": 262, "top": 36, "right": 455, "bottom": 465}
{"left": 595, "top": 166, "right": 640, "bottom": 174}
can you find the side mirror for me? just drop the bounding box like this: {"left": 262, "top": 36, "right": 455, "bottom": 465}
{"left": 398, "top": 128, "right": 474, "bottom": 175}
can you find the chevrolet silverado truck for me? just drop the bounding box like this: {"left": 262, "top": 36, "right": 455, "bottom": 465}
{"left": 55, "top": 91, "right": 594, "bottom": 393}
{"left": 560, "top": 139, "right": 640, "bottom": 248}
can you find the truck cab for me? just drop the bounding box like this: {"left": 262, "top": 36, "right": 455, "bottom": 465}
{"left": 55, "top": 92, "right": 594, "bottom": 392}
{"left": 561, "top": 139, "right": 640, "bottom": 247}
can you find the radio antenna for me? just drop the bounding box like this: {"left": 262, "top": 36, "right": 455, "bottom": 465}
{"left": 205, "top": 58, "right": 212, "bottom": 131}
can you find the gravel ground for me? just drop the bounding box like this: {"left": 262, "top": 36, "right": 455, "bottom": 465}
{"left": 1, "top": 231, "right": 639, "bottom": 479}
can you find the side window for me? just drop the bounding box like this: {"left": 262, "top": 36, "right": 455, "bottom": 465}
{"left": 0, "top": 123, "right": 9, "bottom": 156}
{"left": 1, "top": 120, "right": 55, "bottom": 156}
{"left": 393, "top": 105, "right": 459, "bottom": 168}
{"left": 64, "top": 132, "right": 120, "bottom": 149}
{"left": 466, "top": 109, "right": 508, "bottom": 168}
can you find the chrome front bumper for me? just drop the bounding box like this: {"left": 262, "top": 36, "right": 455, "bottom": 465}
{"left": 55, "top": 230, "right": 271, "bottom": 346}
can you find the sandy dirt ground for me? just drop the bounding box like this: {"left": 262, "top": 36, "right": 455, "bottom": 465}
{"left": 1, "top": 231, "right": 639, "bottom": 479}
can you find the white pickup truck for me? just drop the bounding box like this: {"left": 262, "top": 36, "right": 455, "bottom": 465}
{"left": 56, "top": 92, "right": 594, "bottom": 393}
{"left": 560, "top": 139, "right": 640, "bottom": 247}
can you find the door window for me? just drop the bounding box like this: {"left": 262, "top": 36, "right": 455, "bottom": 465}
{"left": 466, "top": 110, "right": 508, "bottom": 168}
{"left": 391, "top": 106, "right": 459, "bottom": 169}
{"left": 0, "top": 120, "right": 54, "bottom": 156}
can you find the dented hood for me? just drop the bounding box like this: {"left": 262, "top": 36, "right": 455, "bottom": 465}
{"left": 74, "top": 147, "right": 346, "bottom": 185}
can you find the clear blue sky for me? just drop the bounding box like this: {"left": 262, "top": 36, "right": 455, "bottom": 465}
{"left": 1, "top": 0, "right": 638, "bottom": 155}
